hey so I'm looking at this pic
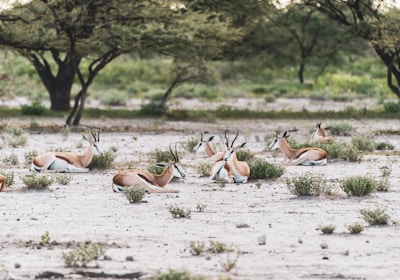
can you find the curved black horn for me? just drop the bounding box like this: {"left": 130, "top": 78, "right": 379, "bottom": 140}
{"left": 175, "top": 143, "right": 179, "bottom": 162}
{"left": 170, "top": 144, "right": 177, "bottom": 162}
{"left": 200, "top": 132, "right": 203, "bottom": 141}
{"left": 231, "top": 130, "right": 239, "bottom": 147}
{"left": 224, "top": 130, "right": 229, "bottom": 148}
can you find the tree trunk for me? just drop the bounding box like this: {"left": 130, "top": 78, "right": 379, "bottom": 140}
{"left": 298, "top": 62, "right": 305, "bottom": 84}
{"left": 49, "top": 82, "right": 72, "bottom": 111}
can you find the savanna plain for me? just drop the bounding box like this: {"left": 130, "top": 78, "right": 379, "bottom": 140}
{"left": 1, "top": 98, "right": 400, "bottom": 280}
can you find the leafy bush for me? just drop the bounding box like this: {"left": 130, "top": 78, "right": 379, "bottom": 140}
{"left": 167, "top": 205, "right": 191, "bottom": 218}
{"left": 340, "top": 176, "right": 376, "bottom": 196}
{"left": 62, "top": 241, "right": 106, "bottom": 267}
{"left": 236, "top": 149, "right": 255, "bottom": 162}
{"left": 0, "top": 171, "right": 14, "bottom": 186}
{"left": 125, "top": 186, "right": 146, "bottom": 203}
{"left": 351, "top": 135, "right": 376, "bottom": 152}
{"left": 189, "top": 241, "right": 206, "bottom": 256}
{"left": 285, "top": 172, "right": 327, "bottom": 196}
{"left": 329, "top": 122, "right": 353, "bottom": 136}
{"left": 147, "top": 164, "right": 165, "bottom": 175}
{"left": 346, "top": 222, "right": 365, "bottom": 234}
{"left": 22, "top": 173, "right": 54, "bottom": 189}
{"left": 383, "top": 101, "right": 400, "bottom": 113}
{"left": 317, "top": 224, "right": 336, "bottom": 234}
{"left": 88, "top": 150, "right": 115, "bottom": 169}
{"left": 196, "top": 162, "right": 213, "bottom": 177}
{"left": 148, "top": 149, "right": 174, "bottom": 163}
{"left": 21, "top": 101, "right": 47, "bottom": 115}
{"left": 376, "top": 141, "right": 394, "bottom": 150}
{"left": 248, "top": 158, "right": 285, "bottom": 180}
{"left": 2, "top": 153, "right": 19, "bottom": 165}
{"left": 360, "top": 205, "right": 391, "bottom": 225}
{"left": 99, "top": 90, "right": 128, "bottom": 106}
{"left": 24, "top": 150, "right": 38, "bottom": 164}
{"left": 55, "top": 173, "right": 73, "bottom": 185}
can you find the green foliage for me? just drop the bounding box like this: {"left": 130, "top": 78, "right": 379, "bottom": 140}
{"left": 125, "top": 186, "right": 146, "bottom": 204}
{"left": 41, "top": 231, "right": 51, "bottom": 245}
{"left": 99, "top": 90, "right": 128, "bottom": 106}
{"left": 22, "top": 173, "right": 54, "bottom": 190}
{"left": 248, "top": 158, "right": 285, "bottom": 180}
{"left": 346, "top": 222, "right": 365, "bottom": 234}
{"left": 236, "top": 149, "right": 255, "bottom": 162}
{"left": 351, "top": 135, "right": 376, "bottom": 152}
{"left": 21, "top": 101, "right": 47, "bottom": 115}
{"left": 0, "top": 171, "right": 15, "bottom": 186}
{"left": 150, "top": 269, "right": 204, "bottom": 280}
{"left": 62, "top": 242, "right": 106, "bottom": 267}
{"left": 167, "top": 205, "right": 191, "bottom": 219}
{"left": 148, "top": 149, "right": 174, "bottom": 163}
{"left": 196, "top": 162, "right": 213, "bottom": 177}
{"left": 360, "top": 205, "right": 391, "bottom": 225}
{"left": 219, "top": 251, "right": 240, "bottom": 272}
{"left": 317, "top": 224, "right": 336, "bottom": 234}
{"left": 185, "top": 138, "right": 198, "bottom": 153}
{"left": 376, "top": 141, "right": 394, "bottom": 150}
{"left": 329, "top": 122, "right": 353, "bottom": 136}
{"left": 285, "top": 172, "right": 327, "bottom": 196}
{"left": 87, "top": 150, "right": 115, "bottom": 169}
{"left": 189, "top": 241, "right": 206, "bottom": 256}
{"left": 2, "top": 153, "right": 19, "bottom": 166}
{"left": 55, "top": 174, "right": 73, "bottom": 185}
{"left": 340, "top": 176, "right": 376, "bottom": 196}
{"left": 383, "top": 101, "right": 400, "bottom": 113}
{"left": 147, "top": 165, "right": 165, "bottom": 175}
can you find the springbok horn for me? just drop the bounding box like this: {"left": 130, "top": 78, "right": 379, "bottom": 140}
{"left": 200, "top": 132, "right": 203, "bottom": 141}
{"left": 231, "top": 130, "right": 239, "bottom": 147}
{"left": 224, "top": 130, "right": 229, "bottom": 148}
{"left": 175, "top": 143, "right": 179, "bottom": 162}
{"left": 170, "top": 144, "right": 177, "bottom": 162}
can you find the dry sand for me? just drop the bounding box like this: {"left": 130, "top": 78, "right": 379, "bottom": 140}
{"left": 1, "top": 111, "right": 400, "bottom": 279}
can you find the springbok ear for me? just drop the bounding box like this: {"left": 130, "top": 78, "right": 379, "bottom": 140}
{"left": 208, "top": 135, "right": 215, "bottom": 142}
{"left": 82, "top": 135, "right": 89, "bottom": 142}
{"left": 155, "top": 163, "right": 169, "bottom": 167}
{"left": 317, "top": 121, "right": 321, "bottom": 128}
{"left": 282, "top": 131, "right": 288, "bottom": 137}
{"left": 237, "top": 142, "right": 247, "bottom": 149}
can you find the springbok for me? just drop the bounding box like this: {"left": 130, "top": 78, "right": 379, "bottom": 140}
{"left": 312, "top": 122, "right": 335, "bottom": 143}
{"left": 210, "top": 130, "right": 250, "bottom": 183}
{"left": 31, "top": 128, "right": 104, "bottom": 173}
{"left": 193, "top": 132, "right": 225, "bottom": 162}
{"left": 112, "top": 145, "right": 186, "bottom": 193}
{"left": 269, "top": 131, "right": 328, "bottom": 166}
{"left": 0, "top": 174, "right": 6, "bottom": 192}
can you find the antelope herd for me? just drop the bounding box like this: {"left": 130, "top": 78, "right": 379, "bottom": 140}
{"left": 0, "top": 123, "right": 334, "bottom": 192}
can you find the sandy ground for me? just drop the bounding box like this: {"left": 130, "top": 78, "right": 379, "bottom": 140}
{"left": 1, "top": 111, "right": 400, "bottom": 279}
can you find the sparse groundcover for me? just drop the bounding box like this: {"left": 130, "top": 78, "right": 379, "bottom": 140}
{"left": 285, "top": 172, "right": 328, "bottom": 196}
{"left": 22, "top": 173, "right": 54, "bottom": 190}
{"left": 62, "top": 241, "right": 106, "bottom": 267}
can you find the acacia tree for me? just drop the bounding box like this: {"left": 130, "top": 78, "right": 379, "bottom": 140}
{"left": 303, "top": 0, "right": 400, "bottom": 98}
{"left": 0, "top": 0, "right": 243, "bottom": 125}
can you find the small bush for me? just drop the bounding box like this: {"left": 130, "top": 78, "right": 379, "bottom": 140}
{"left": 2, "top": 153, "right": 19, "bottom": 165}
{"left": 351, "top": 135, "right": 376, "bottom": 152}
{"left": 376, "top": 178, "right": 390, "bottom": 192}
{"left": 317, "top": 224, "right": 336, "bottom": 234}
{"left": 150, "top": 269, "right": 204, "bottom": 280}
{"left": 125, "top": 186, "right": 146, "bottom": 203}
{"left": 208, "top": 241, "right": 231, "bottom": 254}
{"left": 147, "top": 164, "right": 165, "bottom": 175}
{"left": 236, "top": 149, "right": 254, "bottom": 162}
{"left": 329, "top": 122, "right": 353, "bottom": 136}
{"left": 41, "top": 231, "right": 51, "bottom": 244}
{"left": 21, "top": 101, "right": 47, "bottom": 115}
{"left": 87, "top": 150, "right": 115, "bottom": 169}
{"left": 340, "top": 176, "right": 376, "bottom": 196}
{"left": 185, "top": 138, "right": 198, "bottom": 152}
{"left": 0, "top": 171, "right": 14, "bottom": 186}
{"left": 249, "top": 158, "right": 285, "bottom": 180}
{"left": 148, "top": 149, "right": 174, "bottom": 163}
{"left": 22, "top": 173, "right": 54, "bottom": 190}
{"left": 189, "top": 241, "right": 206, "bottom": 256}
{"left": 360, "top": 205, "right": 390, "bottom": 225}
{"left": 379, "top": 166, "right": 391, "bottom": 177}
{"left": 196, "top": 204, "right": 207, "bottom": 212}
{"left": 383, "top": 101, "right": 400, "bottom": 113}
{"left": 219, "top": 251, "right": 240, "bottom": 272}
{"left": 168, "top": 205, "right": 191, "bottom": 218}
{"left": 5, "top": 134, "right": 27, "bottom": 147}
{"left": 346, "top": 222, "right": 365, "bottom": 234}
{"left": 55, "top": 173, "right": 73, "bottom": 185}
{"left": 24, "top": 150, "right": 38, "bottom": 164}
{"left": 285, "top": 172, "right": 327, "bottom": 196}
{"left": 99, "top": 90, "right": 128, "bottom": 106}
{"left": 196, "top": 162, "right": 213, "bottom": 177}
{"left": 375, "top": 141, "right": 394, "bottom": 150}
{"left": 62, "top": 241, "right": 106, "bottom": 267}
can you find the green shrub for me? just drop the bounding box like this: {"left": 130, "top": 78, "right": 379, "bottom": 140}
{"left": 196, "top": 162, "right": 213, "bottom": 177}
{"left": 2, "top": 153, "right": 19, "bottom": 165}
{"left": 41, "top": 231, "right": 51, "bottom": 244}
{"left": 189, "top": 241, "right": 206, "bottom": 256}
{"left": 55, "top": 173, "right": 73, "bottom": 185}
{"left": 329, "top": 122, "right": 353, "bottom": 136}
{"left": 351, "top": 135, "right": 376, "bottom": 152}
{"left": 87, "top": 150, "right": 115, "bottom": 169}
{"left": 167, "top": 205, "right": 191, "bottom": 218}
{"left": 150, "top": 269, "right": 204, "bottom": 280}
{"left": 24, "top": 150, "right": 38, "bottom": 164}
{"left": 0, "top": 171, "right": 14, "bottom": 186}
{"left": 147, "top": 164, "right": 165, "bottom": 175}
{"left": 62, "top": 241, "right": 106, "bottom": 267}
{"left": 21, "top": 101, "right": 47, "bottom": 115}
{"left": 285, "top": 172, "right": 327, "bottom": 196}
{"left": 340, "top": 176, "right": 376, "bottom": 196}
{"left": 248, "top": 158, "right": 285, "bottom": 180}
{"left": 236, "top": 149, "right": 255, "bottom": 162}
{"left": 383, "top": 101, "right": 400, "bottom": 113}
{"left": 346, "top": 222, "right": 365, "bottom": 234}
{"left": 360, "top": 205, "right": 391, "bottom": 225}
{"left": 148, "top": 149, "right": 174, "bottom": 163}
{"left": 125, "top": 186, "right": 146, "bottom": 203}
{"left": 22, "top": 173, "right": 54, "bottom": 189}
{"left": 317, "top": 224, "right": 336, "bottom": 234}
{"left": 376, "top": 141, "right": 394, "bottom": 150}
{"left": 99, "top": 90, "right": 128, "bottom": 106}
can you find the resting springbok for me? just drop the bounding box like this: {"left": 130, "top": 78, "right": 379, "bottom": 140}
{"left": 269, "top": 131, "right": 328, "bottom": 166}
{"left": 312, "top": 122, "right": 335, "bottom": 143}
{"left": 0, "top": 174, "right": 6, "bottom": 192}
{"left": 31, "top": 128, "right": 104, "bottom": 173}
{"left": 112, "top": 145, "right": 186, "bottom": 193}
{"left": 193, "top": 132, "right": 225, "bottom": 162}
{"left": 210, "top": 130, "right": 250, "bottom": 183}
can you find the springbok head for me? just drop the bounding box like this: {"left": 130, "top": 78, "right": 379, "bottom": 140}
{"left": 192, "top": 132, "right": 215, "bottom": 153}
{"left": 168, "top": 144, "right": 186, "bottom": 178}
{"left": 223, "top": 130, "right": 246, "bottom": 161}
{"left": 311, "top": 121, "right": 322, "bottom": 139}
{"left": 82, "top": 127, "right": 104, "bottom": 155}
{"left": 268, "top": 131, "right": 290, "bottom": 150}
